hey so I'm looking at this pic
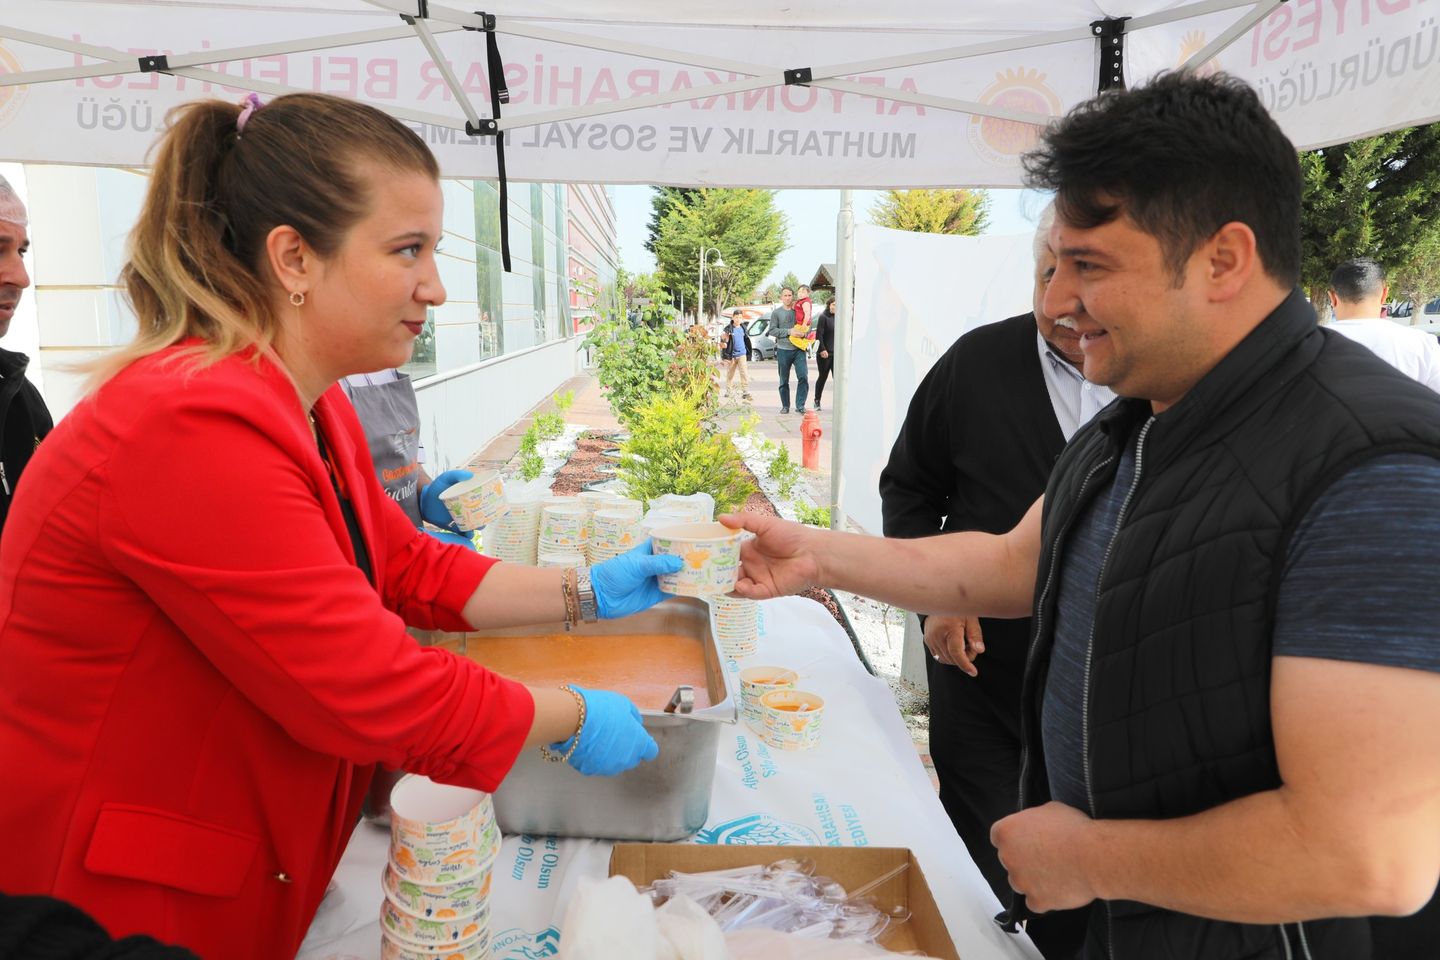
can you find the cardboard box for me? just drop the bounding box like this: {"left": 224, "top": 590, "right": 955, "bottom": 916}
{"left": 608, "top": 844, "right": 961, "bottom": 959}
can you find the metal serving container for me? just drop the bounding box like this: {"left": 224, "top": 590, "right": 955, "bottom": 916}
{"left": 454, "top": 597, "right": 736, "bottom": 842}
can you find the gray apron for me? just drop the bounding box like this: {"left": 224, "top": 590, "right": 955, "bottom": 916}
{"left": 342, "top": 373, "right": 424, "bottom": 528}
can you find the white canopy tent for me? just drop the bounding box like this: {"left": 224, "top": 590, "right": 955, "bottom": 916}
{"left": 2, "top": 1, "right": 1437, "bottom": 187}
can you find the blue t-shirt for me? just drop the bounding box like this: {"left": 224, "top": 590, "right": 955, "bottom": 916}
{"left": 1042, "top": 433, "right": 1440, "bottom": 811}
{"left": 724, "top": 325, "right": 748, "bottom": 358}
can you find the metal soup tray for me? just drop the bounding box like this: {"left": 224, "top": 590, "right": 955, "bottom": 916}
{"left": 452, "top": 597, "right": 736, "bottom": 842}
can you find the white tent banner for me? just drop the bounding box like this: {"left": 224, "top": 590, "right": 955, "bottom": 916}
{"left": 1, "top": 2, "right": 1436, "bottom": 186}
{"left": 840, "top": 224, "right": 1034, "bottom": 536}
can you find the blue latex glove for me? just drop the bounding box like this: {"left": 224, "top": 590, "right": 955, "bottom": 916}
{"left": 425, "top": 528, "right": 476, "bottom": 550}
{"left": 591, "top": 539, "right": 683, "bottom": 619}
{"left": 552, "top": 685, "right": 659, "bottom": 776}
{"left": 420, "top": 469, "right": 473, "bottom": 533}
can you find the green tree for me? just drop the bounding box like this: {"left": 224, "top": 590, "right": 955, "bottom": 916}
{"left": 868, "top": 188, "right": 991, "bottom": 235}
{"left": 654, "top": 189, "right": 787, "bottom": 319}
{"left": 1299, "top": 124, "right": 1440, "bottom": 314}
{"left": 761, "top": 283, "right": 780, "bottom": 302}
{"left": 778, "top": 271, "right": 802, "bottom": 295}
{"left": 582, "top": 320, "right": 682, "bottom": 423}
{"left": 645, "top": 187, "right": 701, "bottom": 255}
{"left": 1390, "top": 228, "right": 1440, "bottom": 305}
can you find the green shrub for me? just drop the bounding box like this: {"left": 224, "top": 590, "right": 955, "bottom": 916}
{"left": 518, "top": 448, "right": 545, "bottom": 482}
{"left": 583, "top": 320, "right": 682, "bottom": 425}
{"left": 519, "top": 429, "right": 539, "bottom": 456}
{"left": 794, "top": 502, "right": 831, "bottom": 528}
{"left": 534, "top": 411, "right": 565, "bottom": 441}
{"left": 618, "top": 391, "right": 755, "bottom": 514}
{"left": 664, "top": 335, "right": 719, "bottom": 419}
{"left": 734, "top": 412, "right": 761, "bottom": 438}
{"left": 553, "top": 389, "right": 575, "bottom": 413}
{"left": 767, "top": 445, "right": 800, "bottom": 499}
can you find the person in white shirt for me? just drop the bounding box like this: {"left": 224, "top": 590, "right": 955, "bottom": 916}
{"left": 1325, "top": 258, "right": 1440, "bottom": 392}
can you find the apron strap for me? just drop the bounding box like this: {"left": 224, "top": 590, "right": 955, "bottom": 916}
{"left": 314, "top": 421, "right": 376, "bottom": 588}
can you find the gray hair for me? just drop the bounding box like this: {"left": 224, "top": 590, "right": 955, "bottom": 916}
{"left": 0, "top": 174, "right": 27, "bottom": 227}
{"left": 1032, "top": 200, "right": 1055, "bottom": 264}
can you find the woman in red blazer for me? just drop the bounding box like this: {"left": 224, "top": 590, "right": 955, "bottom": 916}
{"left": 0, "top": 94, "right": 678, "bottom": 959}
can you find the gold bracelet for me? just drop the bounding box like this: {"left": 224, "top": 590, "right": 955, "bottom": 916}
{"left": 539, "top": 684, "right": 586, "bottom": 764}
{"left": 560, "top": 567, "right": 576, "bottom": 631}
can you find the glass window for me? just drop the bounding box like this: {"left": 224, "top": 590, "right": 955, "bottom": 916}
{"left": 402, "top": 307, "right": 438, "bottom": 379}
{"left": 531, "top": 184, "right": 547, "bottom": 344}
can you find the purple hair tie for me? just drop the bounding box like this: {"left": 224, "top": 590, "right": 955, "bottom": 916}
{"left": 236, "top": 93, "right": 263, "bottom": 136}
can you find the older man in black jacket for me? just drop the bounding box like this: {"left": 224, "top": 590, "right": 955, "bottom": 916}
{"left": 0, "top": 175, "right": 52, "bottom": 540}
{"left": 880, "top": 203, "right": 1112, "bottom": 958}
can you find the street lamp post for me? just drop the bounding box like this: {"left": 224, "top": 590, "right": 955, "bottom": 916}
{"left": 697, "top": 245, "right": 725, "bottom": 322}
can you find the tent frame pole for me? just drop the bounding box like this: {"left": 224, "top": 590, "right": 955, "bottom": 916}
{"left": 3, "top": 0, "right": 1263, "bottom": 131}
{"left": 830, "top": 191, "right": 854, "bottom": 532}
{"left": 1180, "top": 0, "right": 1280, "bottom": 73}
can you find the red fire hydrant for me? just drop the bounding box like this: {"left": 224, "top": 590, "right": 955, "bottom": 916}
{"left": 801, "top": 409, "right": 823, "bottom": 470}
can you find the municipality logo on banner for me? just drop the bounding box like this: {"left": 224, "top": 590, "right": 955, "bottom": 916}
{"left": 0, "top": 44, "right": 29, "bottom": 130}
{"left": 696, "top": 813, "right": 821, "bottom": 846}
{"left": 967, "top": 67, "right": 1062, "bottom": 167}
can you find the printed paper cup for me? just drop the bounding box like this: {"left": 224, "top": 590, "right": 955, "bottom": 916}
{"left": 383, "top": 856, "right": 495, "bottom": 921}
{"left": 381, "top": 895, "right": 489, "bottom": 946}
{"left": 439, "top": 472, "right": 507, "bottom": 531}
{"left": 651, "top": 522, "right": 743, "bottom": 597}
{"left": 389, "top": 776, "right": 497, "bottom": 883}
{"left": 540, "top": 505, "right": 587, "bottom": 546}
{"left": 739, "top": 666, "right": 798, "bottom": 730}
{"left": 759, "top": 689, "right": 825, "bottom": 751}
{"left": 380, "top": 926, "right": 488, "bottom": 960}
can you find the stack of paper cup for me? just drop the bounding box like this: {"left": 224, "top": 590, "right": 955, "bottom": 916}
{"left": 587, "top": 505, "right": 644, "bottom": 563}
{"left": 481, "top": 497, "right": 541, "bottom": 565}
{"left": 382, "top": 775, "right": 499, "bottom": 960}
{"left": 711, "top": 596, "right": 759, "bottom": 659}
{"left": 539, "top": 503, "right": 588, "bottom": 557}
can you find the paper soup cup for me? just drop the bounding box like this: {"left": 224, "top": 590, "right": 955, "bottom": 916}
{"left": 439, "top": 472, "right": 506, "bottom": 531}
{"left": 388, "top": 776, "right": 495, "bottom": 882}
{"left": 651, "top": 522, "right": 743, "bottom": 597}
{"left": 759, "top": 689, "right": 825, "bottom": 751}
{"left": 739, "top": 666, "right": 798, "bottom": 730}
{"left": 380, "top": 927, "right": 488, "bottom": 960}
{"left": 383, "top": 862, "right": 493, "bottom": 921}
{"left": 381, "top": 895, "right": 489, "bottom": 946}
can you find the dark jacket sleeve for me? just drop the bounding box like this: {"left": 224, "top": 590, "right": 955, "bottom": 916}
{"left": 816, "top": 312, "right": 834, "bottom": 353}
{"left": 879, "top": 341, "right": 964, "bottom": 540}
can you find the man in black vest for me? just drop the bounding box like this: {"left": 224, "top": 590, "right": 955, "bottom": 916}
{"left": 0, "top": 175, "right": 53, "bottom": 541}
{"left": 880, "top": 203, "right": 1111, "bottom": 958}
{"left": 726, "top": 71, "right": 1440, "bottom": 960}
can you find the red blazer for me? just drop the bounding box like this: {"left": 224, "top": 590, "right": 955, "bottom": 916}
{"left": 0, "top": 346, "right": 533, "bottom": 958}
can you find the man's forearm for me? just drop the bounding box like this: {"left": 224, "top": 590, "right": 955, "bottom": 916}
{"left": 810, "top": 524, "right": 1034, "bottom": 619}
{"left": 1081, "top": 788, "right": 1427, "bottom": 923}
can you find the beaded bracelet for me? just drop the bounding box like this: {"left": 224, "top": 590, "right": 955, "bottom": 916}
{"left": 539, "top": 684, "right": 586, "bottom": 764}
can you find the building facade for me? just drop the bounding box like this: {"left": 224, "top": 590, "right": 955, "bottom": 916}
{"left": 3, "top": 163, "right": 617, "bottom": 471}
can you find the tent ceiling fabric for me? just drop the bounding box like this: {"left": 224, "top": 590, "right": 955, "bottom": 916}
{"left": 1, "top": 0, "right": 1437, "bottom": 187}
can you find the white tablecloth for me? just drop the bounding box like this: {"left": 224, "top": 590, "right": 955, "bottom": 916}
{"left": 297, "top": 597, "right": 1039, "bottom": 960}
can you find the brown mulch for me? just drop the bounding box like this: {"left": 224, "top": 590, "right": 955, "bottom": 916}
{"left": 548, "top": 431, "right": 623, "bottom": 496}
{"left": 549, "top": 432, "right": 852, "bottom": 637}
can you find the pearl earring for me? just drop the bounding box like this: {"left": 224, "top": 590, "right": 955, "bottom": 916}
{"left": 289, "top": 291, "right": 305, "bottom": 307}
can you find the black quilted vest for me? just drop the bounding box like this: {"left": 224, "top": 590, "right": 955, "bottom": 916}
{"left": 1011, "top": 289, "right": 1440, "bottom": 959}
